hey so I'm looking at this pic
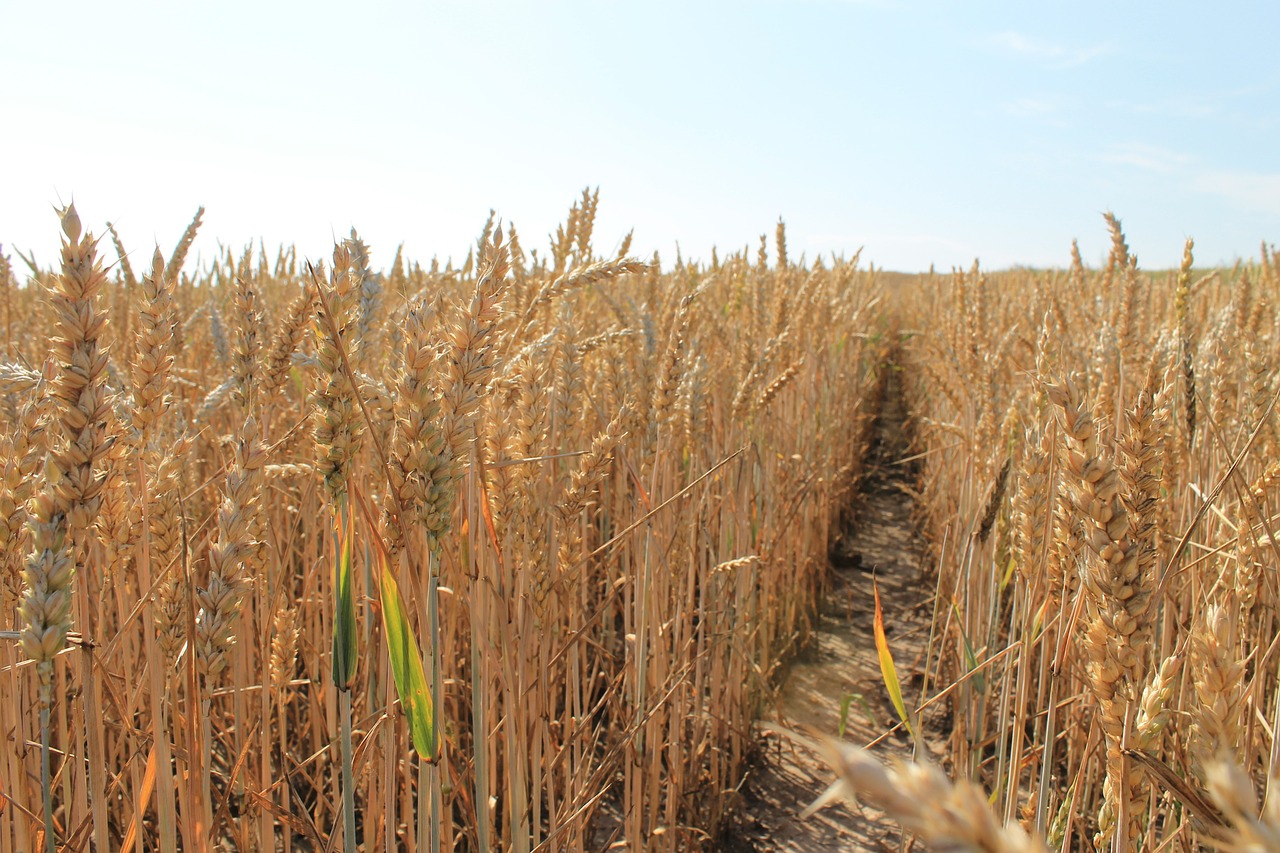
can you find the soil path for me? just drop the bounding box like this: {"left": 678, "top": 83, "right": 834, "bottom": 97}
{"left": 718, "top": 362, "right": 942, "bottom": 852}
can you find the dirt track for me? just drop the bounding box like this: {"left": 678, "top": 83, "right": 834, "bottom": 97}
{"left": 717, "top": 364, "right": 944, "bottom": 852}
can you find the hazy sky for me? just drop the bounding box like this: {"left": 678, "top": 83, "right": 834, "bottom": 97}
{"left": 3, "top": 1, "right": 1278, "bottom": 273}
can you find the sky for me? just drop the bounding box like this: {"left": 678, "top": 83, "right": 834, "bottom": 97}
{"left": 2, "top": 1, "right": 1278, "bottom": 274}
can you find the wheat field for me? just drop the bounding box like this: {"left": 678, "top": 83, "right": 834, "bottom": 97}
{"left": 0, "top": 197, "right": 1277, "bottom": 852}
{"left": 0, "top": 194, "right": 885, "bottom": 852}
{"left": 875, "top": 223, "right": 1280, "bottom": 853}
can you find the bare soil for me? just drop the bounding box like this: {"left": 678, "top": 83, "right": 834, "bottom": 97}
{"left": 716, "top": 366, "right": 945, "bottom": 852}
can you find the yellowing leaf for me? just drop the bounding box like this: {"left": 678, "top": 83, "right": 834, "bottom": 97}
{"left": 1031, "top": 598, "right": 1048, "bottom": 643}
{"left": 377, "top": 547, "right": 438, "bottom": 761}
{"left": 873, "top": 579, "right": 914, "bottom": 738}
{"left": 1000, "top": 554, "right": 1016, "bottom": 592}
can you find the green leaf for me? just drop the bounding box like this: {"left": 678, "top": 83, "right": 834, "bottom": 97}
{"left": 377, "top": 549, "right": 437, "bottom": 761}
{"left": 331, "top": 502, "right": 357, "bottom": 691}
{"left": 951, "top": 599, "right": 986, "bottom": 695}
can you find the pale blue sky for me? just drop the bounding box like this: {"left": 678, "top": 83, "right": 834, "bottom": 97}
{"left": 3, "top": 1, "right": 1278, "bottom": 273}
